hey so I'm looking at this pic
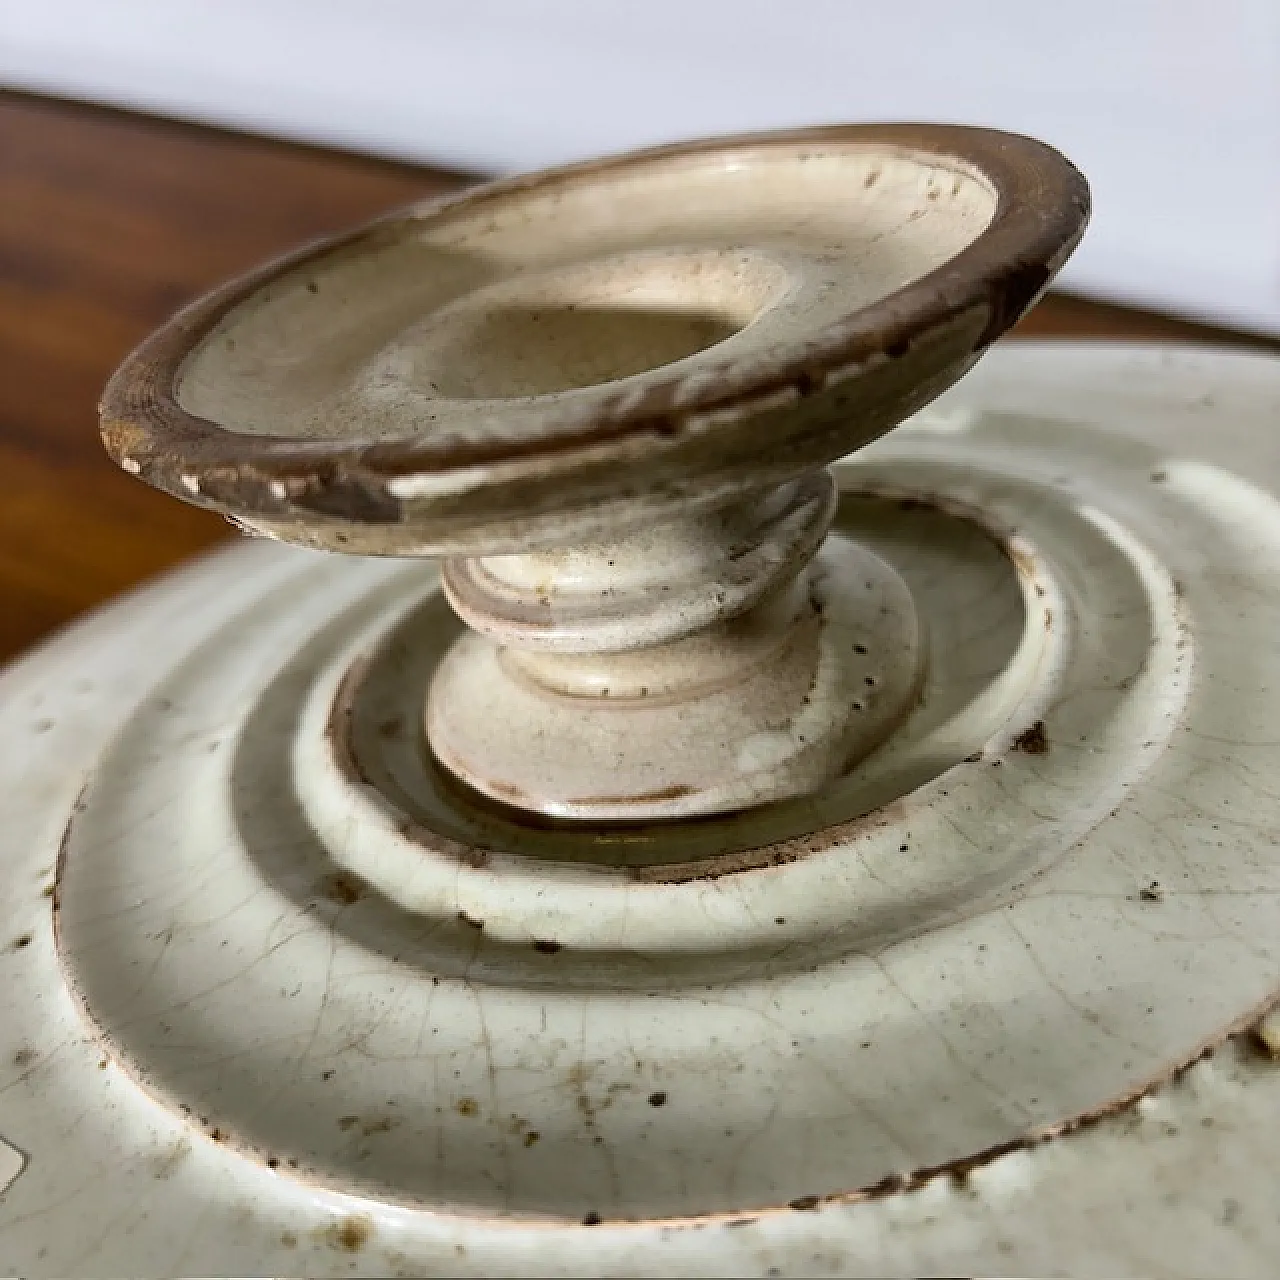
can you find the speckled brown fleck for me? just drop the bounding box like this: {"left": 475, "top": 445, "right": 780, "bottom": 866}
{"left": 327, "top": 1214, "right": 373, "bottom": 1252}
{"left": 320, "top": 871, "right": 366, "bottom": 906}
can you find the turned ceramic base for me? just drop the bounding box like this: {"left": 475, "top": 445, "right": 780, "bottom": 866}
{"left": 427, "top": 514, "right": 921, "bottom": 814}
{"left": 102, "top": 124, "right": 1088, "bottom": 831}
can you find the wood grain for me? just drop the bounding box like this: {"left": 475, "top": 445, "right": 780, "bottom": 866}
{"left": 1, "top": 89, "right": 1276, "bottom": 663}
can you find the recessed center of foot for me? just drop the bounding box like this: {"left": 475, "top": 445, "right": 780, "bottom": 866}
{"left": 423, "top": 302, "right": 742, "bottom": 398}
{"left": 386, "top": 249, "right": 789, "bottom": 401}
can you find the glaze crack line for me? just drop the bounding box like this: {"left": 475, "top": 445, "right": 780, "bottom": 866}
{"left": 1003, "top": 913, "right": 1153, "bottom": 1057}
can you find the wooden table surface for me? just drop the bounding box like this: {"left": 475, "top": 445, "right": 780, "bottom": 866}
{"left": 3, "top": 89, "right": 1277, "bottom": 665}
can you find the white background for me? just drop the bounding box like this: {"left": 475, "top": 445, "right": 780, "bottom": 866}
{"left": 2, "top": 0, "right": 1277, "bottom": 333}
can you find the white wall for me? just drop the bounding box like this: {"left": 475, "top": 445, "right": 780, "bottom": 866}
{"left": 3, "top": 0, "right": 1277, "bottom": 332}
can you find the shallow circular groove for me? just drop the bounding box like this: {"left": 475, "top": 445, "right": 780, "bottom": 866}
{"left": 0, "top": 346, "right": 1264, "bottom": 1280}
{"left": 54, "top": 397, "right": 1280, "bottom": 1224}
{"left": 330, "top": 485, "right": 1049, "bottom": 868}
{"left": 440, "top": 470, "right": 838, "bottom": 653}
{"left": 426, "top": 531, "right": 924, "bottom": 820}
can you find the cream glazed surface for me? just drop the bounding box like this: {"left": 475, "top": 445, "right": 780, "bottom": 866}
{"left": 2, "top": 345, "right": 1280, "bottom": 1275}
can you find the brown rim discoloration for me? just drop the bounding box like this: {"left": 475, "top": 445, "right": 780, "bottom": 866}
{"left": 100, "top": 123, "right": 1088, "bottom": 550}
{"left": 1013, "top": 719, "right": 1050, "bottom": 754}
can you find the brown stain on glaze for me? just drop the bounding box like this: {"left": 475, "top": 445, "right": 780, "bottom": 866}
{"left": 377, "top": 714, "right": 404, "bottom": 738}
{"left": 486, "top": 778, "right": 529, "bottom": 802}
{"left": 337, "top": 1114, "right": 399, "bottom": 1137}
{"left": 1013, "top": 720, "right": 1049, "bottom": 754}
{"left": 327, "top": 652, "right": 494, "bottom": 872}
{"left": 782, "top": 998, "right": 1280, "bottom": 1222}
{"left": 322, "top": 654, "right": 371, "bottom": 781}
{"left": 1250, "top": 1009, "right": 1280, "bottom": 1059}
{"left": 399, "top": 818, "right": 490, "bottom": 868}
{"left": 633, "top": 797, "right": 909, "bottom": 885}
{"left": 976, "top": 261, "right": 1051, "bottom": 349}
{"left": 320, "top": 870, "right": 367, "bottom": 906}
{"left": 325, "top": 1214, "right": 373, "bottom": 1252}
{"left": 566, "top": 782, "right": 697, "bottom": 807}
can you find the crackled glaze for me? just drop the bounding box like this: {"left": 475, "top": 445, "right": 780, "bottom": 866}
{"left": 0, "top": 112, "right": 1270, "bottom": 1279}
{"left": 5, "top": 346, "right": 1280, "bottom": 1276}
